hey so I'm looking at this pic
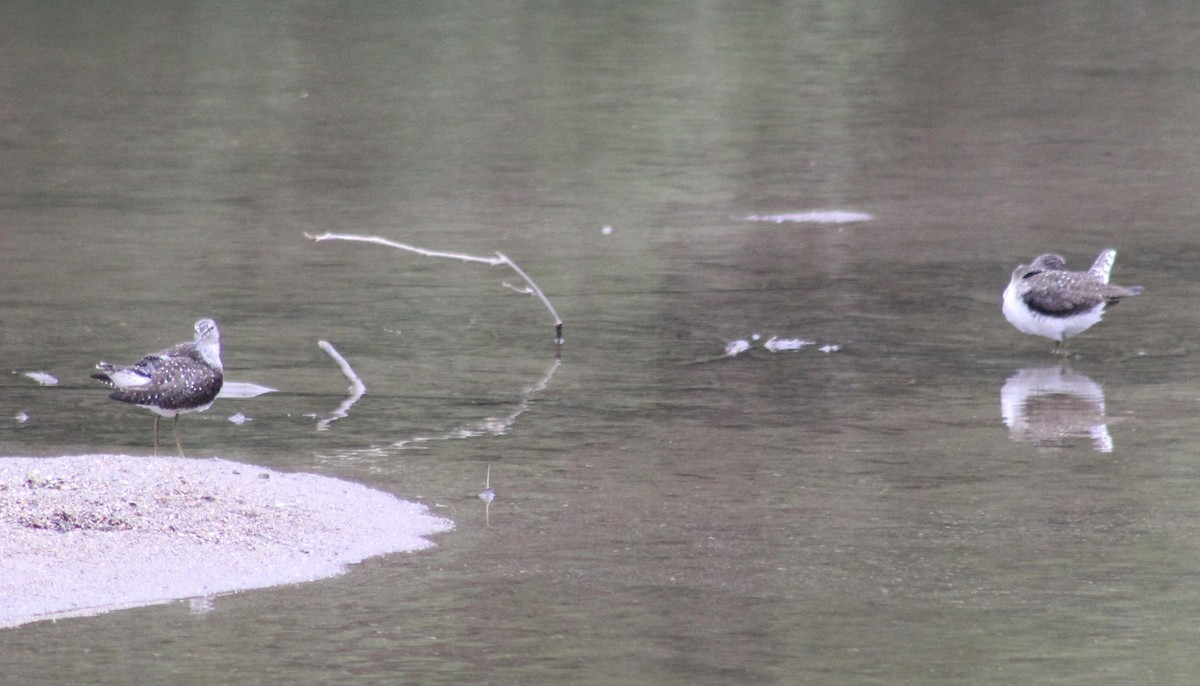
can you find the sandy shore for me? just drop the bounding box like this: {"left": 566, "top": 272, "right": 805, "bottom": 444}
{"left": 0, "top": 454, "right": 453, "bottom": 628}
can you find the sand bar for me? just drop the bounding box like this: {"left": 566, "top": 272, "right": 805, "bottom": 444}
{"left": 0, "top": 454, "right": 453, "bottom": 628}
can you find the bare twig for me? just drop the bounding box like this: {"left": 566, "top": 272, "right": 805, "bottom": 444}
{"left": 479, "top": 464, "right": 495, "bottom": 527}
{"left": 305, "top": 232, "right": 564, "bottom": 344}
{"left": 317, "top": 340, "right": 367, "bottom": 431}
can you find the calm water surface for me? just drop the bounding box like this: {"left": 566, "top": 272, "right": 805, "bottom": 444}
{"left": 4, "top": 2, "right": 1200, "bottom": 684}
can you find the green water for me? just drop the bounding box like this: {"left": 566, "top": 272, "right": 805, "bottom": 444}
{"left": 4, "top": 2, "right": 1200, "bottom": 684}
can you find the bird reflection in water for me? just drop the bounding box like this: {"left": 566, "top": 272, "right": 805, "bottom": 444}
{"left": 1000, "top": 365, "right": 1113, "bottom": 453}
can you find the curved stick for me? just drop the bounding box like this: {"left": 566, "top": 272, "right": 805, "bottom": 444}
{"left": 305, "top": 232, "right": 563, "bottom": 345}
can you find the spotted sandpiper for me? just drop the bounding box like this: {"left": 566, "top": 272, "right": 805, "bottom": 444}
{"left": 92, "top": 318, "right": 224, "bottom": 456}
{"left": 1002, "top": 249, "right": 1142, "bottom": 353}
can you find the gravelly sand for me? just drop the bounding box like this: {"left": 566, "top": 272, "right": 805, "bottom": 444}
{"left": 0, "top": 454, "right": 453, "bottom": 628}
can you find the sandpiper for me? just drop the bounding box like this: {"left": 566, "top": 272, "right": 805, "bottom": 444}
{"left": 92, "top": 318, "right": 224, "bottom": 456}
{"left": 1002, "top": 249, "right": 1142, "bottom": 353}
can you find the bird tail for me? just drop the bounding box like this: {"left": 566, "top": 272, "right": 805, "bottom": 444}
{"left": 1102, "top": 284, "right": 1143, "bottom": 310}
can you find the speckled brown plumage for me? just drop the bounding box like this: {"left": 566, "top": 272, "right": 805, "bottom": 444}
{"left": 1016, "top": 254, "right": 1140, "bottom": 317}
{"left": 1002, "top": 250, "right": 1142, "bottom": 352}
{"left": 92, "top": 318, "right": 223, "bottom": 456}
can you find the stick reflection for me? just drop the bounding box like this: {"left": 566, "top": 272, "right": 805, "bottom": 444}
{"left": 317, "top": 340, "right": 367, "bottom": 431}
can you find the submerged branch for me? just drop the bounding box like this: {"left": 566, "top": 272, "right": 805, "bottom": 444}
{"left": 305, "top": 231, "right": 564, "bottom": 345}
{"left": 324, "top": 356, "right": 561, "bottom": 460}
{"left": 392, "top": 357, "right": 560, "bottom": 450}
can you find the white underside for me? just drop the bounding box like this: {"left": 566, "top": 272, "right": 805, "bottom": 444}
{"left": 1002, "top": 282, "right": 1105, "bottom": 342}
{"left": 144, "top": 400, "right": 216, "bottom": 419}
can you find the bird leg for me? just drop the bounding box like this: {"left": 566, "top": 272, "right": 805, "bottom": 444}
{"left": 173, "top": 414, "right": 184, "bottom": 458}
{"left": 153, "top": 415, "right": 161, "bottom": 456}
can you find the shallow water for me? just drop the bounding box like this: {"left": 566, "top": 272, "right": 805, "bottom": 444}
{"left": 5, "top": 2, "right": 1200, "bottom": 684}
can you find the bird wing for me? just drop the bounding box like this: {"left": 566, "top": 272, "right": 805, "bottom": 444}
{"left": 107, "top": 352, "right": 224, "bottom": 410}
{"left": 1019, "top": 274, "right": 1107, "bottom": 316}
{"left": 1088, "top": 249, "right": 1117, "bottom": 284}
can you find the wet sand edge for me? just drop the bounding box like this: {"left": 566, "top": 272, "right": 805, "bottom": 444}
{"left": 0, "top": 454, "right": 453, "bottom": 629}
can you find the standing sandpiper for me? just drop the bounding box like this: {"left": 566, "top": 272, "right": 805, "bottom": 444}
{"left": 1002, "top": 249, "right": 1142, "bottom": 353}
{"left": 92, "top": 318, "right": 224, "bottom": 456}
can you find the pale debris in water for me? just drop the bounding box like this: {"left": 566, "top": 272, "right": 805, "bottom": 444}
{"left": 602, "top": 225, "right": 613, "bottom": 235}
{"left": 745, "top": 211, "right": 873, "bottom": 224}
{"left": 23, "top": 371, "right": 58, "bottom": 386}
{"left": 724, "top": 340, "right": 752, "bottom": 357}
{"left": 218, "top": 381, "right": 278, "bottom": 399}
{"left": 718, "top": 336, "right": 840, "bottom": 356}
{"left": 228, "top": 412, "right": 252, "bottom": 425}
{"left": 764, "top": 337, "right": 815, "bottom": 352}
{"left": 15, "top": 411, "right": 30, "bottom": 423}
